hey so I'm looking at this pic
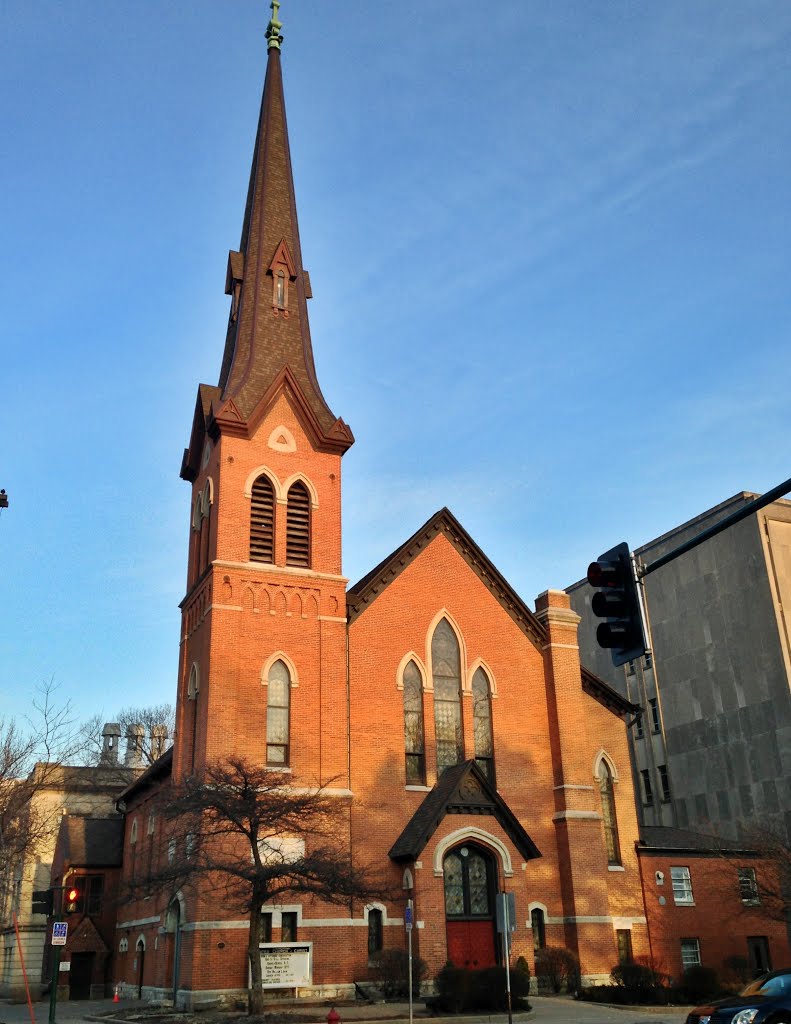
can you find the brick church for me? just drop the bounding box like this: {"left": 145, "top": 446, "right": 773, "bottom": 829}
{"left": 112, "top": 7, "right": 704, "bottom": 1004}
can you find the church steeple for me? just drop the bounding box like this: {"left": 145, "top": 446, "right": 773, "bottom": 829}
{"left": 216, "top": 2, "right": 352, "bottom": 453}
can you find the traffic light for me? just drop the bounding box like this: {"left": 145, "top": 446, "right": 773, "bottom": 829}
{"left": 31, "top": 888, "right": 54, "bottom": 916}
{"left": 64, "top": 884, "right": 81, "bottom": 914}
{"left": 587, "top": 541, "right": 647, "bottom": 667}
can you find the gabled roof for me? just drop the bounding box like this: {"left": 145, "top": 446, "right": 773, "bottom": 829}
{"left": 180, "top": 383, "right": 222, "bottom": 482}
{"left": 58, "top": 816, "right": 124, "bottom": 868}
{"left": 581, "top": 666, "right": 639, "bottom": 716}
{"left": 347, "top": 508, "right": 546, "bottom": 651}
{"left": 116, "top": 745, "right": 173, "bottom": 807}
{"left": 389, "top": 760, "right": 541, "bottom": 864}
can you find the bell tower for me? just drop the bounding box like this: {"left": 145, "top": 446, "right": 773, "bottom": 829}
{"left": 173, "top": 2, "right": 353, "bottom": 789}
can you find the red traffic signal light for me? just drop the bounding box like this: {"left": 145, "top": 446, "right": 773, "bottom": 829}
{"left": 66, "top": 888, "right": 79, "bottom": 903}
{"left": 587, "top": 542, "right": 647, "bottom": 667}
{"left": 64, "top": 885, "right": 81, "bottom": 914}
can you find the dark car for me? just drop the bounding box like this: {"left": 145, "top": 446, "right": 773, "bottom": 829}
{"left": 686, "top": 969, "right": 791, "bottom": 1023}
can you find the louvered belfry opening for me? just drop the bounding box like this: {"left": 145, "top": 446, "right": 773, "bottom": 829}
{"left": 286, "top": 481, "right": 311, "bottom": 567}
{"left": 250, "top": 475, "right": 275, "bottom": 563}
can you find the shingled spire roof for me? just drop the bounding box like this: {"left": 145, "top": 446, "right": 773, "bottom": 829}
{"left": 215, "top": 3, "right": 352, "bottom": 451}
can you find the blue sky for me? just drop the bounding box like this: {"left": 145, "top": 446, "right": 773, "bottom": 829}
{"left": 2, "top": 1, "right": 790, "bottom": 726}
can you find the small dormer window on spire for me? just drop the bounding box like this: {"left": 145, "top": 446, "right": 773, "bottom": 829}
{"left": 268, "top": 238, "right": 297, "bottom": 318}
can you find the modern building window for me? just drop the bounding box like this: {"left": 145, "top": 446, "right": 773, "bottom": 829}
{"left": 432, "top": 620, "right": 463, "bottom": 774}
{"left": 634, "top": 714, "right": 644, "bottom": 739}
{"left": 649, "top": 697, "right": 661, "bottom": 733}
{"left": 671, "top": 866, "right": 694, "bottom": 905}
{"left": 531, "top": 908, "right": 546, "bottom": 950}
{"left": 281, "top": 911, "right": 298, "bottom": 941}
{"left": 285, "top": 481, "right": 311, "bottom": 567}
{"left": 403, "top": 660, "right": 425, "bottom": 784}
{"left": 738, "top": 867, "right": 760, "bottom": 905}
{"left": 250, "top": 475, "right": 275, "bottom": 563}
{"left": 680, "top": 938, "right": 701, "bottom": 969}
{"left": 598, "top": 760, "right": 621, "bottom": 865}
{"left": 472, "top": 667, "right": 495, "bottom": 785}
{"left": 658, "top": 764, "right": 671, "bottom": 802}
{"left": 640, "top": 769, "right": 654, "bottom": 806}
{"left": 367, "top": 909, "right": 383, "bottom": 957}
{"left": 616, "top": 929, "right": 633, "bottom": 964}
{"left": 266, "top": 659, "right": 291, "bottom": 766}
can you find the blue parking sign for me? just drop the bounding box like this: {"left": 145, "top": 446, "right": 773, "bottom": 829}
{"left": 51, "top": 922, "right": 68, "bottom": 946}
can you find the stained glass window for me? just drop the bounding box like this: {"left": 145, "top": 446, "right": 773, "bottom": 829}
{"left": 472, "top": 668, "right": 494, "bottom": 785}
{"left": 443, "top": 846, "right": 493, "bottom": 918}
{"left": 432, "top": 620, "right": 463, "bottom": 773}
{"left": 598, "top": 760, "right": 621, "bottom": 865}
{"left": 403, "top": 660, "right": 425, "bottom": 784}
{"left": 443, "top": 853, "right": 465, "bottom": 916}
{"left": 267, "top": 660, "right": 290, "bottom": 765}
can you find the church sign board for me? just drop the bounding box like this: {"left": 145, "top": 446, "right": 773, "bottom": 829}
{"left": 256, "top": 943, "right": 312, "bottom": 989}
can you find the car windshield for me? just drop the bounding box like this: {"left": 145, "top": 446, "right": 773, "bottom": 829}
{"left": 741, "top": 974, "right": 791, "bottom": 998}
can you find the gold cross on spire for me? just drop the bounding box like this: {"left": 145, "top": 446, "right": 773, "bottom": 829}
{"left": 266, "top": 0, "right": 283, "bottom": 51}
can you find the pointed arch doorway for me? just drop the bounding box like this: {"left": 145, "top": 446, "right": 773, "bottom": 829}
{"left": 443, "top": 842, "right": 498, "bottom": 969}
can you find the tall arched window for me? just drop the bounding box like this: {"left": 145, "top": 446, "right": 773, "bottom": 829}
{"left": 531, "top": 908, "right": 546, "bottom": 950}
{"left": 286, "top": 481, "right": 311, "bottom": 567}
{"left": 598, "top": 759, "right": 621, "bottom": 865}
{"left": 367, "top": 908, "right": 383, "bottom": 958}
{"left": 472, "top": 667, "right": 494, "bottom": 785}
{"left": 403, "top": 660, "right": 425, "bottom": 785}
{"left": 432, "top": 620, "right": 463, "bottom": 774}
{"left": 266, "top": 660, "right": 291, "bottom": 766}
{"left": 443, "top": 844, "right": 494, "bottom": 918}
{"left": 250, "top": 475, "right": 275, "bottom": 563}
{"left": 187, "top": 663, "right": 200, "bottom": 773}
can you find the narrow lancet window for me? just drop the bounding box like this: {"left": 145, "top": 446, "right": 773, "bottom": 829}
{"left": 472, "top": 667, "right": 495, "bottom": 785}
{"left": 266, "top": 659, "right": 291, "bottom": 766}
{"left": 432, "top": 620, "right": 463, "bottom": 774}
{"left": 598, "top": 759, "right": 621, "bottom": 865}
{"left": 403, "top": 660, "right": 425, "bottom": 784}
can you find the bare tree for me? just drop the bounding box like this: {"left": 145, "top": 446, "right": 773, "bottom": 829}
{"left": 78, "top": 703, "right": 175, "bottom": 766}
{"left": 125, "top": 757, "right": 395, "bottom": 1013}
{"left": 0, "top": 681, "right": 86, "bottom": 910}
{"left": 736, "top": 820, "right": 791, "bottom": 924}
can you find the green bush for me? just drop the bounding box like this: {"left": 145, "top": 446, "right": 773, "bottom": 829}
{"left": 681, "top": 965, "right": 721, "bottom": 1003}
{"left": 535, "top": 946, "right": 581, "bottom": 994}
{"left": 610, "top": 957, "right": 667, "bottom": 1002}
{"left": 433, "top": 962, "right": 531, "bottom": 1012}
{"left": 369, "top": 948, "right": 427, "bottom": 999}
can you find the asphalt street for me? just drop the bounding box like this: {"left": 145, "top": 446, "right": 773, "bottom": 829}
{"left": 0, "top": 996, "right": 693, "bottom": 1024}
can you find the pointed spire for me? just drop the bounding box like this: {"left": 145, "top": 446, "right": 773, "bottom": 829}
{"left": 216, "top": 4, "right": 353, "bottom": 452}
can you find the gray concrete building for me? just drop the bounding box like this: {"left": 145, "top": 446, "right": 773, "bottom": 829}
{"left": 567, "top": 492, "right": 791, "bottom": 844}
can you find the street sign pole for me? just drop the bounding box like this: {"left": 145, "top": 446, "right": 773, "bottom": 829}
{"left": 48, "top": 915, "right": 68, "bottom": 1024}
{"left": 405, "top": 900, "right": 414, "bottom": 1024}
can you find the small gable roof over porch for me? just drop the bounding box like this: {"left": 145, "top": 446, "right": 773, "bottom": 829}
{"left": 388, "top": 760, "right": 541, "bottom": 864}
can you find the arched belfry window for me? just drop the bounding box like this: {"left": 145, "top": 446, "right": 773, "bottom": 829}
{"left": 432, "top": 620, "right": 463, "bottom": 774}
{"left": 250, "top": 475, "right": 275, "bottom": 563}
{"left": 286, "top": 481, "right": 311, "bottom": 567}
{"left": 403, "top": 660, "right": 425, "bottom": 785}
{"left": 276, "top": 270, "right": 286, "bottom": 309}
{"left": 598, "top": 758, "right": 621, "bottom": 865}
{"left": 472, "top": 668, "right": 495, "bottom": 785}
{"left": 266, "top": 660, "right": 291, "bottom": 766}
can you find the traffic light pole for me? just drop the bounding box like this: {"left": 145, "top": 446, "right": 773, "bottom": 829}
{"left": 638, "top": 476, "right": 791, "bottom": 579}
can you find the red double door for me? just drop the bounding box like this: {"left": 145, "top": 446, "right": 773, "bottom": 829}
{"left": 443, "top": 844, "right": 498, "bottom": 969}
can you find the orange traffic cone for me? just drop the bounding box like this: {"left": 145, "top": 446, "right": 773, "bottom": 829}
{"left": 113, "top": 985, "right": 120, "bottom": 1003}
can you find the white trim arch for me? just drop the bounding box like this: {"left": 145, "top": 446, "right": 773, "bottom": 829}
{"left": 363, "top": 901, "right": 389, "bottom": 923}
{"left": 468, "top": 658, "right": 498, "bottom": 698}
{"left": 267, "top": 425, "right": 297, "bottom": 452}
{"left": 527, "top": 900, "right": 549, "bottom": 917}
{"left": 260, "top": 652, "right": 300, "bottom": 689}
{"left": 395, "top": 652, "right": 428, "bottom": 691}
{"left": 165, "top": 891, "right": 187, "bottom": 933}
{"left": 433, "top": 826, "right": 514, "bottom": 878}
{"left": 202, "top": 477, "right": 214, "bottom": 512}
{"left": 425, "top": 609, "right": 468, "bottom": 694}
{"left": 282, "top": 472, "right": 319, "bottom": 510}
{"left": 593, "top": 748, "right": 619, "bottom": 783}
{"left": 243, "top": 465, "right": 282, "bottom": 501}
{"left": 135, "top": 934, "right": 146, "bottom": 951}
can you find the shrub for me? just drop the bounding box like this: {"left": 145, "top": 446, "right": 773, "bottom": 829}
{"left": 535, "top": 946, "right": 581, "bottom": 994}
{"left": 433, "top": 963, "right": 531, "bottom": 1012}
{"left": 722, "top": 955, "right": 751, "bottom": 988}
{"left": 369, "top": 948, "right": 427, "bottom": 999}
{"left": 681, "top": 965, "right": 721, "bottom": 1003}
{"left": 611, "top": 957, "right": 667, "bottom": 1002}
